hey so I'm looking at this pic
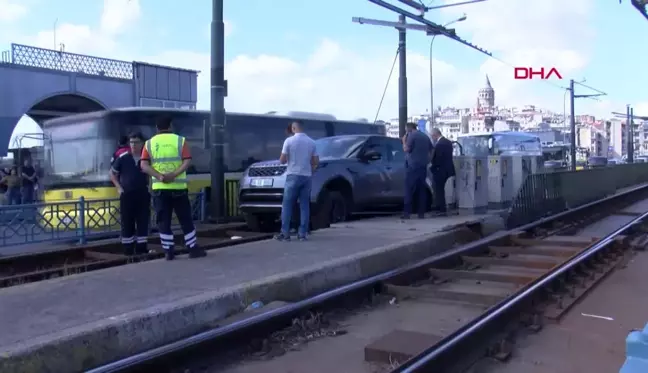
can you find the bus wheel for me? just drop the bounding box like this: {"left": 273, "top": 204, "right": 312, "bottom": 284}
{"left": 245, "top": 213, "right": 276, "bottom": 232}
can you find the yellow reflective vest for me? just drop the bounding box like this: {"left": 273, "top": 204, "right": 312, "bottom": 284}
{"left": 145, "top": 133, "right": 188, "bottom": 190}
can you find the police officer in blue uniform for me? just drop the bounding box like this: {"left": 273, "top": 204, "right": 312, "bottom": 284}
{"left": 110, "top": 132, "right": 150, "bottom": 256}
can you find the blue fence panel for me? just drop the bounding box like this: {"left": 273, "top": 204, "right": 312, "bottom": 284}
{"left": 0, "top": 191, "right": 205, "bottom": 248}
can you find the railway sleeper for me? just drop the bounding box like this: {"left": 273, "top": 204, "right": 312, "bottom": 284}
{"left": 489, "top": 245, "right": 581, "bottom": 258}
{"left": 429, "top": 267, "right": 539, "bottom": 285}
{"left": 543, "top": 249, "right": 629, "bottom": 322}
{"left": 511, "top": 235, "right": 599, "bottom": 247}
{"left": 384, "top": 283, "right": 512, "bottom": 307}
{"left": 462, "top": 255, "right": 561, "bottom": 270}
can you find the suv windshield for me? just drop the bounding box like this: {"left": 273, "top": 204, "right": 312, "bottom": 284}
{"left": 315, "top": 136, "right": 366, "bottom": 158}
{"left": 43, "top": 119, "right": 113, "bottom": 185}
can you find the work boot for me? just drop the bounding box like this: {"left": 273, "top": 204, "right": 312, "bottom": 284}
{"left": 135, "top": 243, "right": 148, "bottom": 256}
{"left": 165, "top": 248, "right": 175, "bottom": 261}
{"left": 188, "top": 245, "right": 207, "bottom": 258}
{"left": 123, "top": 244, "right": 135, "bottom": 256}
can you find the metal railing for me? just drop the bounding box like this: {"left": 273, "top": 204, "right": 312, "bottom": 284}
{"left": 507, "top": 163, "right": 648, "bottom": 228}
{"left": 0, "top": 192, "right": 206, "bottom": 248}
{"left": 9, "top": 43, "right": 134, "bottom": 79}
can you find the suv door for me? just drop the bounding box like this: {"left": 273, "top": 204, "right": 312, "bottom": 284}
{"left": 355, "top": 138, "right": 392, "bottom": 207}
{"left": 384, "top": 137, "right": 408, "bottom": 203}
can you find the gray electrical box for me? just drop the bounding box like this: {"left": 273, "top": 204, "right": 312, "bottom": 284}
{"left": 456, "top": 156, "right": 489, "bottom": 214}
{"left": 487, "top": 155, "right": 514, "bottom": 209}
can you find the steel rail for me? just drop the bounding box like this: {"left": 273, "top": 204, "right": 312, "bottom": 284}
{"left": 87, "top": 183, "right": 648, "bottom": 373}
{"left": 394, "top": 210, "right": 648, "bottom": 372}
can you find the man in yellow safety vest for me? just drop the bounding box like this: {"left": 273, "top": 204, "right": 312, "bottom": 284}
{"left": 140, "top": 116, "right": 207, "bottom": 260}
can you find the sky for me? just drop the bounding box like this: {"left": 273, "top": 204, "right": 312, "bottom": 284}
{"left": 1, "top": 0, "right": 648, "bottom": 147}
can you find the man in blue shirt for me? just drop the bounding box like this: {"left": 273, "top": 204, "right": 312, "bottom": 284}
{"left": 402, "top": 122, "right": 433, "bottom": 219}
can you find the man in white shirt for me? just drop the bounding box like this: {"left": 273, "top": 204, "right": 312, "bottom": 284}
{"left": 275, "top": 120, "right": 319, "bottom": 241}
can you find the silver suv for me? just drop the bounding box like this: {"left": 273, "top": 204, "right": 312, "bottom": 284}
{"left": 238, "top": 135, "right": 434, "bottom": 231}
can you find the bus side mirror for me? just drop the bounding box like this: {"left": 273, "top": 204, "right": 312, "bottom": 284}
{"left": 487, "top": 138, "right": 494, "bottom": 150}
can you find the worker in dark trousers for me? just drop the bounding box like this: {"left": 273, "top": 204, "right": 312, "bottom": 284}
{"left": 429, "top": 128, "right": 455, "bottom": 216}
{"left": 140, "top": 117, "right": 206, "bottom": 261}
{"left": 110, "top": 132, "right": 150, "bottom": 256}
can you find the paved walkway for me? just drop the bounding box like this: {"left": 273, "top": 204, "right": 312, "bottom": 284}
{"left": 0, "top": 214, "right": 499, "bottom": 350}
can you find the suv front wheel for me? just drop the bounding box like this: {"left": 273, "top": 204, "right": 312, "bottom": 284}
{"left": 311, "top": 189, "right": 349, "bottom": 230}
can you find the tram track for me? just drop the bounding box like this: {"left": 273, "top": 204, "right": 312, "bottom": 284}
{"left": 83, "top": 183, "right": 648, "bottom": 373}
{"left": 0, "top": 223, "right": 270, "bottom": 289}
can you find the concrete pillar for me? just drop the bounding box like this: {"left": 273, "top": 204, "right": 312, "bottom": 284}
{"left": 0, "top": 116, "right": 20, "bottom": 156}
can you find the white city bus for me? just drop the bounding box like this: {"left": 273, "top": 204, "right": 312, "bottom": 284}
{"left": 455, "top": 131, "right": 542, "bottom": 156}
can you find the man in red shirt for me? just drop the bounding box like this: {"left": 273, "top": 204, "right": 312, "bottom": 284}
{"left": 111, "top": 136, "right": 130, "bottom": 165}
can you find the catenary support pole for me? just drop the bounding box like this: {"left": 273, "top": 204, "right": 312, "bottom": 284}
{"left": 210, "top": 0, "right": 226, "bottom": 221}
{"left": 569, "top": 79, "right": 577, "bottom": 170}
{"left": 628, "top": 105, "right": 635, "bottom": 163}
{"left": 398, "top": 14, "right": 408, "bottom": 138}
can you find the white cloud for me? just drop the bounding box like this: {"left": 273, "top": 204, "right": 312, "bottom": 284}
{"left": 143, "top": 39, "right": 458, "bottom": 120}
{"left": 100, "top": 0, "right": 141, "bottom": 36}
{"left": 0, "top": 0, "right": 27, "bottom": 23}
{"left": 435, "top": 0, "right": 596, "bottom": 113}
{"left": 14, "top": 0, "right": 141, "bottom": 57}
{"left": 4, "top": 0, "right": 633, "bottom": 121}
{"left": 161, "top": 0, "right": 598, "bottom": 119}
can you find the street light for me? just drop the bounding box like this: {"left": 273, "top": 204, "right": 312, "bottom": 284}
{"left": 429, "top": 14, "right": 466, "bottom": 126}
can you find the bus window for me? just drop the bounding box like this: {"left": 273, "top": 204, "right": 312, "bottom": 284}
{"left": 110, "top": 111, "right": 209, "bottom": 174}
{"left": 43, "top": 119, "right": 113, "bottom": 185}
{"left": 334, "top": 121, "right": 383, "bottom": 136}
{"left": 301, "top": 120, "right": 328, "bottom": 138}
{"left": 226, "top": 114, "right": 287, "bottom": 172}
{"left": 492, "top": 134, "right": 541, "bottom": 155}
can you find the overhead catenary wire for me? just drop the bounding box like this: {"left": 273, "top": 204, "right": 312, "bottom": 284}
{"left": 373, "top": 47, "right": 400, "bottom": 124}
{"left": 371, "top": 0, "right": 609, "bottom": 100}
{"left": 366, "top": 0, "right": 608, "bottom": 120}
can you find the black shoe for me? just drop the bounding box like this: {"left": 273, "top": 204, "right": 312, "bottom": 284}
{"left": 134, "top": 244, "right": 148, "bottom": 255}
{"left": 431, "top": 211, "right": 448, "bottom": 217}
{"left": 123, "top": 244, "right": 135, "bottom": 256}
{"left": 400, "top": 215, "right": 410, "bottom": 220}
{"left": 297, "top": 235, "right": 308, "bottom": 241}
{"left": 274, "top": 233, "right": 291, "bottom": 241}
{"left": 165, "top": 250, "right": 175, "bottom": 261}
{"left": 188, "top": 246, "right": 207, "bottom": 258}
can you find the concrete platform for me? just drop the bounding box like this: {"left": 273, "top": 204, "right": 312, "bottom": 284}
{"left": 0, "top": 213, "right": 504, "bottom": 373}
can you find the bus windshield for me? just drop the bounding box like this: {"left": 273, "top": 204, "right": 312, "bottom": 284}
{"left": 43, "top": 119, "right": 114, "bottom": 185}
{"left": 457, "top": 135, "right": 490, "bottom": 156}
{"left": 457, "top": 133, "right": 542, "bottom": 156}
